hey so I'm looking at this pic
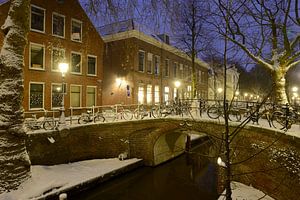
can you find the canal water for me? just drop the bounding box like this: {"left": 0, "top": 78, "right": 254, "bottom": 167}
{"left": 73, "top": 142, "right": 218, "bottom": 200}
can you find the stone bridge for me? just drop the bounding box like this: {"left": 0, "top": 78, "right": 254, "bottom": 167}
{"left": 26, "top": 118, "right": 300, "bottom": 200}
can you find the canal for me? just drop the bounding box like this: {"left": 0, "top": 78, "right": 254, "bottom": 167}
{"left": 72, "top": 142, "right": 218, "bottom": 200}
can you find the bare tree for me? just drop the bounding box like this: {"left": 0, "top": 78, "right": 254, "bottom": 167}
{"left": 0, "top": 0, "right": 31, "bottom": 192}
{"left": 208, "top": 0, "right": 300, "bottom": 105}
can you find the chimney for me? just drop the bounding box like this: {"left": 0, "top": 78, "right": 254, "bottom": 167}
{"left": 157, "top": 34, "right": 170, "bottom": 45}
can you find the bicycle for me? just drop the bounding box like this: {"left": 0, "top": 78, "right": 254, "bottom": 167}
{"left": 25, "top": 110, "right": 57, "bottom": 131}
{"left": 78, "top": 110, "right": 105, "bottom": 124}
{"left": 102, "top": 105, "right": 133, "bottom": 122}
{"left": 207, "top": 101, "right": 241, "bottom": 122}
{"left": 271, "top": 104, "right": 299, "bottom": 130}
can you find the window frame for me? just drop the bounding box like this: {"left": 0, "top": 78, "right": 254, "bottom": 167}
{"left": 51, "top": 83, "right": 67, "bottom": 110}
{"left": 87, "top": 55, "right": 97, "bottom": 76}
{"left": 70, "top": 51, "right": 82, "bottom": 75}
{"left": 154, "top": 55, "right": 160, "bottom": 76}
{"left": 71, "top": 18, "right": 83, "bottom": 42}
{"left": 29, "top": 42, "right": 45, "bottom": 71}
{"left": 70, "top": 84, "right": 82, "bottom": 108}
{"left": 30, "top": 4, "right": 45, "bottom": 33}
{"left": 29, "top": 82, "right": 45, "bottom": 110}
{"left": 51, "top": 47, "right": 65, "bottom": 72}
{"left": 138, "top": 50, "right": 145, "bottom": 72}
{"left": 86, "top": 86, "right": 97, "bottom": 107}
{"left": 147, "top": 53, "right": 153, "bottom": 74}
{"left": 52, "top": 12, "right": 65, "bottom": 38}
{"left": 164, "top": 59, "right": 169, "bottom": 77}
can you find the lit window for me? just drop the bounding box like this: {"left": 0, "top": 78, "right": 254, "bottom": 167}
{"left": 29, "top": 83, "right": 44, "bottom": 109}
{"left": 187, "top": 85, "right": 192, "bottom": 98}
{"left": 164, "top": 59, "right": 169, "bottom": 77}
{"left": 138, "top": 51, "right": 145, "bottom": 72}
{"left": 71, "top": 52, "right": 81, "bottom": 74}
{"left": 147, "top": 53, "right": 153, "bottom": 74}
{"left": 71, "top": 19, "right": 82, "bottom": 42}
{"left": 164, "top": 86, "right": 169, "bottom": 103}
{"left": 52, "top": 13, "right": 65, "bottom": 37}
{"left": 138, "top": 86, "right": 144, "bottom": 104}
{"left": 51, "top": 48, "right": 65, "bottom": 71}
{"left": 154, "top": 56, "right": 160, "bottom": 76}
{"left": 146, "top": 85, "right": 152, "bottom": 105}
{"left": 31, "top": 5, "right": 45, "bottom": 32}
{"left": 30, "top": 43, "right": 44, "bottom": 70}
{"left": 87, "top": 56, "right": 97, "bottom": 76}
{"left": 52, "top": 83, "right": 63, "bottom": 108}
{"left": 174, "top": 88, "right": 177, "bottom": 99}
{"left": 154, "top": 85, "right": 160, "bottom": 103}
{"left": 86, "top": 86, "right": 96, "bottom": 107}
{"left": 70, "top": 85, "right": 81, "bottom": 107}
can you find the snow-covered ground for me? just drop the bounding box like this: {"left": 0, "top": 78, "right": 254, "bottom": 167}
{"left": 0, "top": 158, "right": 141, "bottom": 200}
{"left": 218, "top": 181, "right": 275, "bottom": 200}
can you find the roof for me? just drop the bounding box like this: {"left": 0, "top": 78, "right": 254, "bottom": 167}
{"left": 99, "top": 19, "right": 209, "bottom": 69}
{"left": 0, "top": 0, "right": 9, "bottom": 5}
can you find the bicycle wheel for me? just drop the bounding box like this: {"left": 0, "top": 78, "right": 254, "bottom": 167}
{"left": 78, "top": 116, "right": 87, "bottom": 124}
{"left": 122, "top": 109, "right": 133, "bottom": 120}
{"left": 133, "top": 109, "right": 141, "bottom": 119}
{"left": 228, "top": 110, "right": 241, "bottom": 122}
{"left": 94, "top": 114, "right": 105, "bottom": 123}
{"left": 43, "top": 120, "right": 56, "bottom": 130}
{"left": 152, "top": 106, "right": 162, "bottom": 118}
{"left": 207, "top": 107, "right": 221, "bottom": 119}
{"left": 271, "top": 111, "right": 285, "bottom": 129}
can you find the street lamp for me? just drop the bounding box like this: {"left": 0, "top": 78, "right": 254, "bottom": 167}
{"left": 292, "top": 86, "right": 298, "bottom": 93}
{"left": 59, "top": 62, "right": 69, "bottom": 125}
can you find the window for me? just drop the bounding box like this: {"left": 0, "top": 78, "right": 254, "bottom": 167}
{"left": 30, "top": 43, "right": 44, "bottom": 70}
{"left": 164, "top": 86, "right": 169, "bottom": 103}
{"left": 173, "top": 62, "right": 178, "bottom": 78}
{"left": 138, "top": 86, "right": 144, "bottom": 104}
{"left": 187, "top": 85, "right": 192, "bottom": 98}
{"left": 154, "top": 56, "right": 160, "bottom": 76}
{"left": 86, "top": 86, "right": 96, "bottom": 107}
{"left": 146, "top": 85, "right": 152, "bottom": 105}
{"left": 201, "top": 71, "right": 205, "bottom": 83}
{"left": 147, "top": 53, "right": 153, "bottom": 74}
{"left": 52, "top": 13, "right": 65, "bottom": 37}
{"left": 31, "top": 5, "right": 45, "bottom": 32}
{"left": 138, "top": 51, "right": 145, "bottom": 72}
{"left": 154, "top": 85, "right": 160, "bottom": 103}
{"left": 87, "top": 56, "right": 97, "bottom": 76}
{"left": 174, "top": 88, "right": 177, "bottom": 99}
{"left": 70, "top": 85, "right": 81, "bottom": 107}
{"left": 179, "top": 64, "right": 184, "bottom": 79}
{"left": 51, "top": 48, "right": 65, "bottom": 71}
{"left": 188, "top": 67, "right": 192, "bottom": 81}
{"left": 164, "top": 59, "right": 169, "bottom": 77}
{"left": 52, "top": 83, "right": 63, "bottom": 108}
{"left": 29, "top": 83, "right": 44, "bottom": 110}
{"left": 71, "top": 52, "right": 82, "bottom": 74}
{"left": 71, "top": 19, "right": 82, "bottom": 42}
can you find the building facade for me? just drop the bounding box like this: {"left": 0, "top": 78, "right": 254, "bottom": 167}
{"left": 100, "top": 20, "right": 209, "bottom": 105}
{"left": 208, "top": 65, "right": 240, "bottom": 101}
{"left": 0, "top": 0, "right": 104, "bottom": 112}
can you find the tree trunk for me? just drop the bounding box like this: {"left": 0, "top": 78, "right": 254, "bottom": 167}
{"left": 273, "top": 69, "right": 289, "bottom": 105}
{"left": 0, "top": 0, "right": 31, "bottom": 193}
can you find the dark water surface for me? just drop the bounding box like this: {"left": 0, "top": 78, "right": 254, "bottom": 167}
{"left": 73, "top": 145, "right": 218, "bottom": 200}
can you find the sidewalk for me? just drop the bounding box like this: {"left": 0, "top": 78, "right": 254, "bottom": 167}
{"left": 0, "top": 158, "right": 143, "bottom": 200}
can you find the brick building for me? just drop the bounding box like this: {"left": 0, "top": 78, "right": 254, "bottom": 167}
{"left": 100, "top": 20, "right": 209, "bottom": 105}
{"left": 0, "top": 0, "right": 104, "bottom": 112}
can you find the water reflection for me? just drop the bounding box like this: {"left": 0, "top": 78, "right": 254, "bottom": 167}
{"left": 73, "top": 142, "right": 218, "bottom": 200}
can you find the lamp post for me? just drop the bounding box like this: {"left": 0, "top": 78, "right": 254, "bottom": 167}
{"left": 59, "top": 62, "right": 69, "bottom": 125}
